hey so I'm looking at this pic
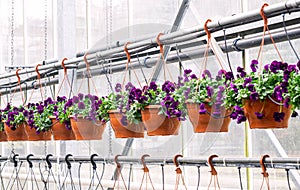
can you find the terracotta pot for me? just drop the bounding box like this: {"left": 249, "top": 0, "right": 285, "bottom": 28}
{"left": 25, "top": 125, "right": 52, "bottom": 141}
{"left": 141, "top": 105, "right": 180, "bottom": 136}
{"left": 70, "top": 117, "right": 106, "bottom": 140}
{"left": 4, "top": 123, "right": 28, "bottom": 141}
{"left": 244, "top": 98, "right": 291, "bottom": 129}
{"left": 109, "top": 110, "right": 144, "bottom": 138}
{"left": 186, "top": 103, "right": 230, "bottom": 133}
{"left": 0, "top": 130, "right": 7, "bottom": 142}
{"left": 50, "top": 117, "right": 75, "bottom": 140}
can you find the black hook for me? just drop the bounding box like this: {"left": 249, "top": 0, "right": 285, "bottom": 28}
{"left": 13, "top": 154, "right": 19, "bottom": 168}
{"left": 26, "top": 154, "right": 34, "bottom": 168}
{"left": 65, "top": 154, "right": 73, "bottom": 170}
{"left": 143, "top": 57, "right": 152, "bottom": 68}
{"left": 90, "top": 154, "right": 98, "bottom": 170}
{"left": 46, "top": 154, "right": 53, "bottom": 169}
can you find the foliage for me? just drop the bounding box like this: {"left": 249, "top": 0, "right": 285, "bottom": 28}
{"left": 176, "top": 69, "right": 233, "bottom": 117}
{"left": 2, "top": 103, "right": 26, "bottom": 130}
{"left": 224, "top": 60, "right": 299, "bottom": 123}
{"left": 67, "top": 93, "right": 105, "bottom": 122}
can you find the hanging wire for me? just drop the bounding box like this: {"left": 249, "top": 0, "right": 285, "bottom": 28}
{"left": 285, "top": 169, "right": 292, "bottom": 190}
{"left": 161, "top": 163, "right": 165, "bottom": 190}
{"left": 0, "top": 161, "right": 8, "bottom": 190}
{"left": 95, "top": 162, "right": 105, "bottom": 190}
{"left": 136, "top": 54, "right": 148, "bottom": 84}
{"left": 196, "top": 165, "right": 200, "bottom": 190}
{"left": 128, "top": 164, "right": 133, "bottom": 190}
{"left": 282, "top": 14, "right": 300, "bottom": 61}
{"left": 237, "top": 166, "right": 243, "bottom": 190}
{"left": 78, "top": 162, "right": 82, "bottom": 190}
{"left": 222, "top": 28, "right": 234, "bottom": 74}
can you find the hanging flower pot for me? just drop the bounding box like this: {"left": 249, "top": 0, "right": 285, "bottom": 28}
{"left": 0, "top": 130, "right": 7, "bottom": 142}
{"left": 25, "top": 124, "right": 52, "bottom": 141}
{"left": 141, "top": 105, "right": 180, "bottom": 136}
{"left": 70, "top": 116, "right": 106, "bottom": 140}
{"left": 109, "top": 110, "right": 144, "bottom": 138}
{"left": 4, "top": 123, "right": 28, "bottom": 141}
{"left": 186, "top": 102, "right": 230, "bottom": 133}
{"left": 244, "top": 98, "right": 291, "bottom": 129}
{"left": 50, "top": 116, "right": 75, "bottom": 140}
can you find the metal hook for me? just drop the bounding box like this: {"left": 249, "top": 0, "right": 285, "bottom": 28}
{"left": 260, "top": 154, "right": 270, "bottom": 177}
{"left": 13, "top": 154, "right": 19, "bottom": 168}
{"left": 61, "top": 58, "right": 68, "bottom": 74}
{"left": 141, "top": 154, "right": 150, "bottom": 172}
{"left": 208, "top": 154, "right": 218, "bottom": 176}
{"left": 143, "top": 56, "right": 151, "bottom": 68}
{"left": 16, "top": 69, "right": 21, "bottom": 85}
{"left": 114, "top": 154, "right": 121, "bottom": 169}
{"left": 173, "top": 154, "right": 183, "bottom": 168}
{"left": 90, "top": 154, "right": 98, "bottom": 170}
{"left": 26, "top": 154, "right": 34, "bottom": 168}
{"left": 35, "top": 64, "right": 42, "bottom": 80}
{"left": 84, "top": 52, "right": 91, "bottom": 78}
{"left": 46, "top": 154, "right": 53, "bottom": 169}
{"left": 204, "top": 19, "right": 212, "bottom": 39}
{"left": 65, "top": 154, "right": 73, "bottom": 170}
{"left": 173, "top": 154, "right": 183, "bottom": 174}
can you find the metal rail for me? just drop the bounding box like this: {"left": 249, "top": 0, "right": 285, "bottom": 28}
{"left": 0, "top": 0, "right": 299, "bottom": 82}
{"left": 2, "top": 155, "right": 300, "bottom": 170}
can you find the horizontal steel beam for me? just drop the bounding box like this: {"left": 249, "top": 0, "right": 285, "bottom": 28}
{"left": 0, "top": 0, "right": 299, "bottom": 81}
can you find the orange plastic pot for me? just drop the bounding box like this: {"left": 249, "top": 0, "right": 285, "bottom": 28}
{"left": 4, "top": 123, "right": 28, "bottom": 141}
{"left": 0, "top": 130, "right": 7, "bottom": 142}
{"left": 109, "top": 110, "right": 144, "bottom": 138}
{"left": 25, "top": 125, "right": 52, "bottom": 141}
{"left": 186, "top": 102, "right": 230, "bottom": 133}
{"left": 244, "top": 98, "right": 291, "bottom": 129}
{"left": 141, "top": 105, "right": 180, "bottom": 136}
{"left": 50, "top": 117, "right": 75, "bottom": 140}
{"left": 70, "top": 117, "right": 106, "bottom": 140}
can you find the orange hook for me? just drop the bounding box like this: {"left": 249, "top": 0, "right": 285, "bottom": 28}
{"left": 156, "top": 33, "right": 164, "bottom": 55}
{"left": 141, "top": 154, "right": 150, "bottom": 172}
{"left": 124, "top": 42, "right": 131, "bottom": 63}
{"left": 260, "top": 3, "right": 269, "bottom": 26}
{"left": 204, "top": 19, "right": 212, "bottom": 40}
{"left": 35, "top": 64, "right": 42, "bottom": 79}
{"left": 173, "top": 154, "right": 183, "bottom": 174}
{"left": 114, "top": 154, "right": 121, "bottom": 169}
{"left": 16, "top": 68, "right": 21, "bottom": 84}
{"left": 208, "top": 154, "right": 218, "bottom": 176}
{"left": 61, "top": 58, "right": 68, "bottom": 74}
{"left": 260, "top": 154, "right": 270, "bottom": 177}
{"left": 84, "top": 52, "right": 90, "bottom": 73}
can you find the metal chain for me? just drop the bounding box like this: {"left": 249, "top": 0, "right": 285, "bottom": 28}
{"left": 10, "top": 0, "right": 15, "bottom": 158}
{"left": 44, "top": 141, "right": 47, "bottom": 156}
{"left": 44, "top": 0, "right": 48, "bottom": 99}
{"left": 44, "top": 0, "right": 48, "bottom": 61}
{"left": 105, "top": 0, "right": 113, "bottom": 156}
{"left": 10, "top": 0, "right": 14, "bottom": 66}
{"left": 109, "top": 0, "right": 112, "bottom": 48}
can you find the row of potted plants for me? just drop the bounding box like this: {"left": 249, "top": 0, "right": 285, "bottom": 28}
{"left": 0, "top": 59, "right": 299, "bottom": 141}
